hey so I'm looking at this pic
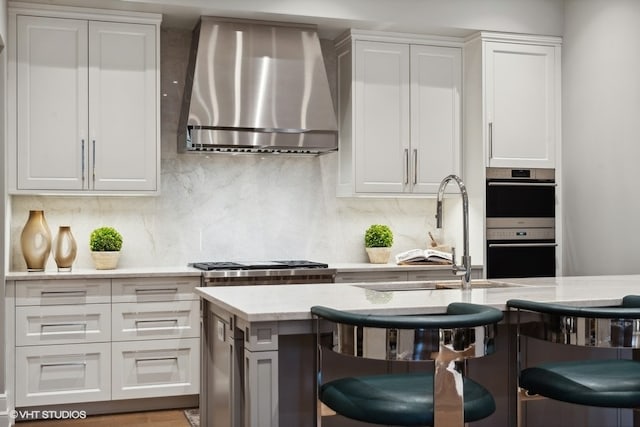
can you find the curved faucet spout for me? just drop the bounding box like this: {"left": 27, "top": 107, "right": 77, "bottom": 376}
{"left": 435, "top": 175, "right": 471, "bottom": 290}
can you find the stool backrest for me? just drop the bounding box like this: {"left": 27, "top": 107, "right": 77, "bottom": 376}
{"left": 311, "top": 303, "right": 503, "bottom": 362}
{"left": 508, "top": 297, "right": 640, "bottom": 348}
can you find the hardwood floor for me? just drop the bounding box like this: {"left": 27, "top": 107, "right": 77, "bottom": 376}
{"left": 16, "top": 409, "right": 193, "bottom": 427}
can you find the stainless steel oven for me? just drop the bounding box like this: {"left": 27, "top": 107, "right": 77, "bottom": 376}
{"left": 485, "top": 167, "right": 556, "bottom": 279}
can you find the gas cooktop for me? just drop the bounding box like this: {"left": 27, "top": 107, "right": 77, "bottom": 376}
{"left": 191, "top": 260, "right": 329, "bottom": 271}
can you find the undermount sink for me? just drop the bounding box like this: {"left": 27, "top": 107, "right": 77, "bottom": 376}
{"left": 436, "top": 280, "right": 522, "bottom": 289}
{"left": 354, "top": 279, "right": 523, "bottom": 292}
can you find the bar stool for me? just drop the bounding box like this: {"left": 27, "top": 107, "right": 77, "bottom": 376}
{"left": 311, "top": 303, "right": 503, "bottom": 426}
{"left": 507, "top": 296, "right": 640, "bottom": 426}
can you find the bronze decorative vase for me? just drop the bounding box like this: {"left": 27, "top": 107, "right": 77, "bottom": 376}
{"left": 53, "top": 226, "right": 78, "bottom": 271}
{"left": 20, "top": 210, "right": 52, "bottom": 271}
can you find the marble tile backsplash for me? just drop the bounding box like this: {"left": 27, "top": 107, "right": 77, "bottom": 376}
{"left": 9, "top": 27, "right": 438, "bottom": 271}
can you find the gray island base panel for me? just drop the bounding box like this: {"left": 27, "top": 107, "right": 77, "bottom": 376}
{"left": 196, "top": 275, "right": 640, "bottom": 427}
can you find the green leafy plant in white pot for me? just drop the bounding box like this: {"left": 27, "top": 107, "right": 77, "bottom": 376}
{"left": 364, "top": 224, "right": 393, "bottom": 264}
{"left": 89, "top": 226, "right": 123, "bottom": 270}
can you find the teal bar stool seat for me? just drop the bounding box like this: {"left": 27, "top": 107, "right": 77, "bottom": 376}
{"left": 507, "top": 296, "right": 640, "bottom": 425}
{"left": 311, "top": 303, "right": 503, "bottom": 427}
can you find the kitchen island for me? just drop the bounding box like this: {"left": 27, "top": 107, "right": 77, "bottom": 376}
{"left": 195, "top": 275, "right": 640, "bottom": 427}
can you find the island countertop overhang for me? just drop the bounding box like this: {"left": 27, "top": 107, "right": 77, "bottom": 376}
{"left": 195, "top": 274, "right": 640, "bottom": 323}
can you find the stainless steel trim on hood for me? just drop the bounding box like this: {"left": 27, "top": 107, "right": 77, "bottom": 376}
{"left": 178, "top": 17, "right": 338, "bottom": 154}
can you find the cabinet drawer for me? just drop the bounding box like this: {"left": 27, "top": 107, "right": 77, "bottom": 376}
{"left": 112, "top": 300, "right": 200, "bottom": 341}
{"left": 335, "top": 271, "right": 409, "bottom": 283}
{"left": 16, "top": 279, "right": 110, "bottom": 306}
{"left": 16, "top": 304, "right": 111, "bottom": 346}
{"left": 112, "top": 338, "right": 199, "bottom": 400}
{"left": 15, "top": 343, "right": 111, "bottom": 407}
{"left": 112, "top": 277, "right": 200, "bottom": 303}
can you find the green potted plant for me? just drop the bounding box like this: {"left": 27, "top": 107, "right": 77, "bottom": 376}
{"left": 364, "top": 224, "right": 393, "bottom": 264}
{"left": 89, "top": 226, "right": 123, "bottom": 270}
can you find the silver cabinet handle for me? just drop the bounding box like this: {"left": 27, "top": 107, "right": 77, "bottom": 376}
{"left": 135, "top": 357, "right": 178, "bottom": 364}
{"left": 81, "top": 139, "right": 85, "bottom": 186}
{"left": 134, "top": 319, "right": 179, "bottom": 328}
{"left": 487, "top": 182, "right": 557, "bottom": 187}
{"left": 488, "top": 243, "right": 558, "bottom": 248}
{"left": 41, "top": 322, "right": 88, "bottom": 332}
{"left": 92, "top": 139, "right": 96, "bottom": 185}
{"left": 41, "top": 361, "right": 86, "bottom": 370}
{"left": 488, "top": 122, "right": 493, "bottom": 159}
{"left": 412, "top": 148, "right": 418, "bottom": 185}
{"left": 403, "top": 148, "right": 409, "bottom": 185}
{"left": 41, "top": 290, "right": 87, "bottom": 297}
{"left": 134, "top": 288, "right": 179, "bottom": 294}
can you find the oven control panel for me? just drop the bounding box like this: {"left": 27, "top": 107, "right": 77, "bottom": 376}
{"left": 486, "top": 227, "right": 555, "bottom": 241}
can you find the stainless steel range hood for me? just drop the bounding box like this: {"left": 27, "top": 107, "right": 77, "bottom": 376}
{"left": 178, "top": 17, "right": 338, "bottom": 154}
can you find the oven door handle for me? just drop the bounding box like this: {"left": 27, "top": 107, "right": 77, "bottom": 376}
{"left": 487, "top": 182, "right": 557, "bottom": 187}
{"left": 488, "top": 242, "right": 558, "bottom": 248}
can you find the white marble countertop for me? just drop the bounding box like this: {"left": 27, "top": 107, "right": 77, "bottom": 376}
{"left": 5, "top": 266, "right": 203, "bottom": 280}
{"left": 195, "top": 275, "right": 640, "bottom": 322}
{"left": 5, "top": 262, "right": 467, "bottom": 280}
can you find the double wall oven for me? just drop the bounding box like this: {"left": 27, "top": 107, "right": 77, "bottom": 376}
{"left": 485, "top": 167, "right": 557, "bottom": 279}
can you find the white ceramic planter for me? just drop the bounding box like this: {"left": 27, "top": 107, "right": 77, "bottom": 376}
{"left": 365, "top": 247, "right": 392, "bottom": 264}
{"left": 91, "top": 251, "right": 121, "bottom": 270}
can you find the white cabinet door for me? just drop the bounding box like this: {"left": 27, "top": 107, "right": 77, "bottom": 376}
{"left": 354, "top": 40, "right": 410, "bottom": 193}
{"left": 112, "top": 277, "right": 200, "bottom": 303}
{"left": 112, "top": 338, "right": 200, "bottom": 399}
{"left": 16, "top": 303, "right": 111, "bottom": 346}
{"left": 410, "top": 45, "right": 462, "bottom": 193}
{"left": 15, "top": 279, "right": 111, "bottom": 306}
{"left": 112, "top": 300, "right": 200, "bottom": 341}
{"left": 485, "top": 42, "right": 557, "bottom": 168}
{"left": 16, "top": 15, "right": 88, "bottom": 190}
{"left": 89, "top": 21, "right": 158, "bottom": 192}
{"left": 15, "top": 343, "right": 111, "bottom": 406}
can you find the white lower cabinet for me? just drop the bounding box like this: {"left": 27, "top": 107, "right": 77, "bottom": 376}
{"left": 112, "top": 338, "right": 200, "bottom": 400}
{"left": 16, "top": 278, "right": 110, "bottom": 305}
{"left": 10, "top": 275, "right": 201, "bottom": 409}
{"left": 16, "top": 343, "right": 111, "bottom": 407}
{"left": 16, "top": 303, "right": 111, "bottom": 346}
{"left": 112, "top": 277, "right": 199, "bottom": 303}
{"left": 112, "top": 300, "right": 200, "bottom": 341}
{"left": 110, "top": 276, "right": 200, "bottom": 400}
{"left": 13, "top": 279, "right": 112, "bottom": 407}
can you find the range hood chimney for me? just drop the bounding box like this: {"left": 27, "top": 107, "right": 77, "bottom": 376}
{"left": 178, "top": 17, "right": 338, "bottom": 154}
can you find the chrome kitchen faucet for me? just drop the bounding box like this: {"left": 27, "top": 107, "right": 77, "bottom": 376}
{"left": 435, "top": 175, "right": 472, "bottom": 290}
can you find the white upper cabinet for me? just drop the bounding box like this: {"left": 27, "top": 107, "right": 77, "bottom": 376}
{"left": 336, "top": 30, "right": 462, "bottom": 197}
{"left": 89, "top": 21, "right": 158, "bottom": 192}
{"left": 8, "top": 4, "right": 161, "bottom": 195}
{"left": 353, "top": 40, "right": 410, "bottom": 193}
{"left": 473, "top": 34, "right": 561, "bottom": 168}
{"left": 15, "top": 15, "right": 88, "bottom": 191}
{"left": 410, "top": 44, "right": 462, "bottom": 193}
